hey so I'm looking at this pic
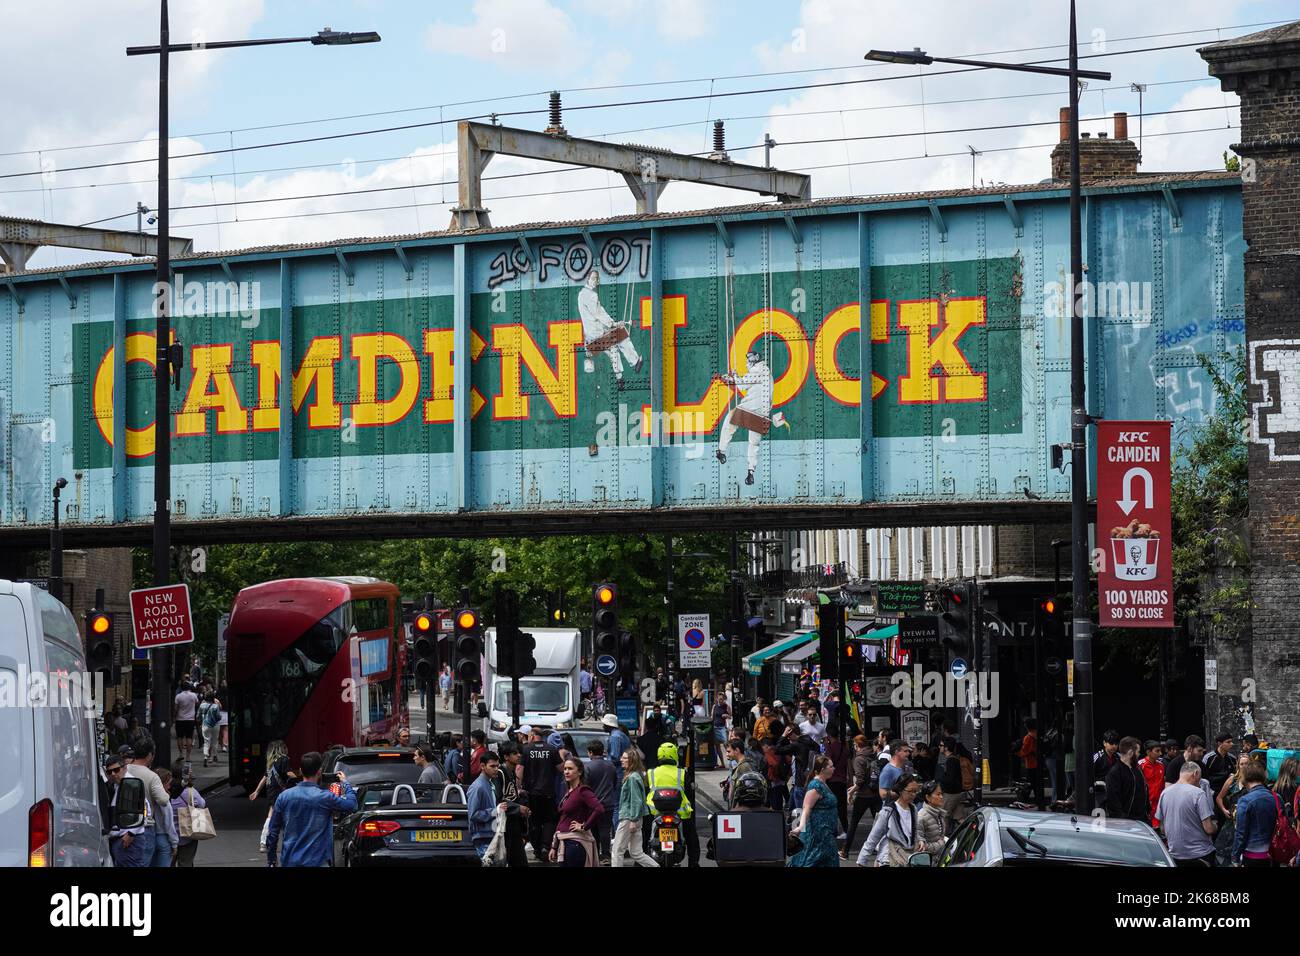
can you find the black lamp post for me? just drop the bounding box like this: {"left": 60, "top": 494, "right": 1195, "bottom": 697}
{"left": 50, "top": 477, "right": 68, "bottom": 606}
{"left": 126, "top": 3, "right": 379, "bottom": 766}
{"left": 866, "top": 1, "right": 1110, "bottom": 813}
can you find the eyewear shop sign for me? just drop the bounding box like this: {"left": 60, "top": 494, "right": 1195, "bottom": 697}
{"left": 1097, "top": 421, "right": 1173, "bottom": 629}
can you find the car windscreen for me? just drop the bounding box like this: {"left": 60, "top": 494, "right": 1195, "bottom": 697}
{"left": 493, "top": 679, "right": 569, "bottom": 713}
{"left": 334, "top": 754, "right": 424, "bottom": 786}
{"left": 998, "top": 826, "right": 1169, "bottom": 866}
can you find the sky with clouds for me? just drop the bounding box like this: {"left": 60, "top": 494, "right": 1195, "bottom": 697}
{"left": 1, "top": 0, "right": 1289, "bottom": 270}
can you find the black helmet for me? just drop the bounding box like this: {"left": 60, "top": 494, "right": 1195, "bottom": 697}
{"left": 732, "top": 771, "right": 768, "bottom": 807}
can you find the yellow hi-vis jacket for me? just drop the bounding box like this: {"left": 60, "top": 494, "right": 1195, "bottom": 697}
{"left": 645, "top": 764, "right": 693, "bottom": 818}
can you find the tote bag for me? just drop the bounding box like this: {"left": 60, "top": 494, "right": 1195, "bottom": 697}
{"left": 178, "top": 789, "right": 217, "bottom": 841}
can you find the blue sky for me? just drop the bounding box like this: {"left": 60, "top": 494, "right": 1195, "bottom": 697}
{"left": 1, "top": 0, "right": 1292, "bottom": 269}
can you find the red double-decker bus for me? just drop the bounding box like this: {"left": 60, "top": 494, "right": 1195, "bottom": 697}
{"left": 225, "top": 577, "right": 407, "bottom": 790}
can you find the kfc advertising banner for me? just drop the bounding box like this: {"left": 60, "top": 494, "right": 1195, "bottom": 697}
{"left": 1097, "top": 421, "right": 1173, "bottom": 628}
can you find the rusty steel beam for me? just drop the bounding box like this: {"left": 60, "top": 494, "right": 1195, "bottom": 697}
{"left": 448, "top": 121, "right": 812, "bottom": 230}
{"left": 0, "top": 217, "right": 193, "bottom": 272}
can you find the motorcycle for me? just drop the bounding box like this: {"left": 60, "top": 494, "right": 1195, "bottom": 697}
{"left": 649, "top": 786, "right": 687, "bottom": 867}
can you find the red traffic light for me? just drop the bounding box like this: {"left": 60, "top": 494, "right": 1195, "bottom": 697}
{"left": 595, "top": 584, "right": 616, "bottom": 605}
{"left": 414, "top": 612, "right": 434, "bottom": 632}
{"left": 1040, "top": 598, "right": 1058, "bottom": 616}
{"left": 456, "top": 609, "right": 478, "bottom": 631}
{"left": 89, "top": 613, "right": 111, "bottom": 634}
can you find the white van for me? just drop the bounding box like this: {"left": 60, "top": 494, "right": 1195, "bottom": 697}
{"left": 0, "top": 580, "right": 111, "bottom": 866}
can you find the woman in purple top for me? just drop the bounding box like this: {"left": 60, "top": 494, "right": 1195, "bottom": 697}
{"left": 550, "top": 757, "right": 604, "bottom": 867}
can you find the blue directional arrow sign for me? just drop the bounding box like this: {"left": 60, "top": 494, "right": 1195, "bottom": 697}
{"left": 595, "top": 654, "right": 618, "bottom": 677}
{"left": 950, "top": 658, "right": 969, "bottom": 680}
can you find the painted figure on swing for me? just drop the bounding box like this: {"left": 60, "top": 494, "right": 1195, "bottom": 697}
{"left": 578, "top": 269, "right": 641, "bottom": 389}
{"left": 717, "top": 341, "right": 787, "bottom": 485}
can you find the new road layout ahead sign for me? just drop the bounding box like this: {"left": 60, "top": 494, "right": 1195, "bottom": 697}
{"left": 1097, "top": 421, "right": 1173, "bottom": 628}
{"left": 128, "top": 583, "right": 195, "bottom": 650}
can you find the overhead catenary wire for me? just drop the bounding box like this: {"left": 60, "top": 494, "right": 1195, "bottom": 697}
{"left": 14, "top": 122, "right": 1243, "bottom": 253}
{"left": 159, "top": 122, "right": 1240, "bottom": 234}
{"left": 1, "top": 17, "right": 1284, "bottom": 160}
{"left": 0, "top": 76, "right": 1219, "bottom": 200}
{"left": 0, "top": 36, "right": 1252, "bottom": 183}
{"left": 73, "top": 104, "right": 1241, "bottom": 229}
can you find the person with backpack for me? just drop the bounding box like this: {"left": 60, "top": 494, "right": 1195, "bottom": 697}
{"left": 250, "top": 739, "right": 295, "bottom": 854}
{"left": 856, "top": 772, "right": 924, "bottom": 866}
{"left": 199, "top": 692, "right": 222, "bottom": 767}
{"left": 763, "top": 736, "right": 794, "bottom": 814}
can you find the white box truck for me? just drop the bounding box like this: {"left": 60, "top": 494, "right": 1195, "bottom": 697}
{"left": 481, "top": 627, "right": 581, "bottom": 743}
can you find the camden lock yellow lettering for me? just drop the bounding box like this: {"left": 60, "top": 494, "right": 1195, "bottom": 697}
{"left": 87, "top": 297, "right": 986, "bottom": 449}
{"left": 897, "top": 298, "right": 987, "bottom": 404}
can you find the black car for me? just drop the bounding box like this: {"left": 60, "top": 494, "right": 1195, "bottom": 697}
{"left": 324, "top": 748, "right": 477, "bottom": 867}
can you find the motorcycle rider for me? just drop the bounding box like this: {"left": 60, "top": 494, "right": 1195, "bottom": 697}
{"left": 645, "top": 741, "right": 700, "bottom": 867}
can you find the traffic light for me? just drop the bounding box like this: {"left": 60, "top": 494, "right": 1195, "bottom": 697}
{"left": 817, "top": 599, "right": 842, "bottom": 679}
{"left": 1036, "top": 594, "right": 1065, "bottom": 658}
{"left": 547, "top": 590, "right": 566, "bottom": 624}
{"left": 85, "top": 608, "right": 115, "bottom": 675}
{"left": 617, "top": 631, "right": 636, "bottom": 683}
{"left": 938, "top": 582, "right": 971, "bottom": 656}
{"left": 453, "top": 606, "right": 482, "bottom": 684}
{"left": 840, "top": 637, "right": 862, "bottom": 683}
{"left": 516, "top": 630, "right": 537, "bottom": 677}
{"left": 592, "top": 583, "right": 619, "bottom": 658}
{"left": 494, "top": 590, "right": 536, "bottom": 678}
{"left": 412, "top": 606, "right": 437, "bottom": 682}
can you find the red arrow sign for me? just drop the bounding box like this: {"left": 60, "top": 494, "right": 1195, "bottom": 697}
{"left": 1097, "top": 421, "right": 1173, "bottom": 628}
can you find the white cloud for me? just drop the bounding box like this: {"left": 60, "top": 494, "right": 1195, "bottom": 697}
{"left": 575, "top": 0, "right": 713, "bottom": 41}
{"left": 656, "top": 0, "right": 711, "bottom": 41}
{"left": 426, "top": 0, "right": 590, "bottom": 73}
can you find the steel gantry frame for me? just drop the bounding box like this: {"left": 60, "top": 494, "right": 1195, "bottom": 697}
{"left": 448, "top": 120, "right": 812, "bottom": 230}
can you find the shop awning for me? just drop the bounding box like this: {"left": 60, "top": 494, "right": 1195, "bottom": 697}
{"left": 742, "top": 631, "right": 817, "bottom": 675}
{"left": 852, "top": 622, "right": 898, "bottom": 641}
{"left": 779, "top": 640, "right": 821, "bottom": 665}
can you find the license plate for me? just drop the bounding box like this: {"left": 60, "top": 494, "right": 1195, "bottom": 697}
{"left": 412, "top": 829, "right": 460, "bottom": 843}
{"left": 658, "top": 827, "right": 678, "bottom": 843}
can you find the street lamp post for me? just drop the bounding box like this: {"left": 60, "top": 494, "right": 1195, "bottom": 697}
{"left": 866, "top": 0, "right": 1109, "bottom": 813}
{"left": 50, "top": 477, "right": 68, "bottom": 606}
{"left": 127, "top": 3, "right": 379, "bottom": 766}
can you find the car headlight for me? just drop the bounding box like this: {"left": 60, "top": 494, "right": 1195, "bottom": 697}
{"left": 555, "top": 721, "right": 570, "bottom": 730}
{"left": 490, "top": 720, "right": 507, "bottom": 731}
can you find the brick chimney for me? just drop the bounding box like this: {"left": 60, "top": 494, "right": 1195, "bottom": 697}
{"left": 1049, "top": 109, "right": 1141, "bottom": 179}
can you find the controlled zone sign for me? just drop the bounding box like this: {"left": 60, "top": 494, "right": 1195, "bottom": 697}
{"left": 677, "top": 614, "right": 711, "bottom": 668}
{"left": 128, "top": 583, "right": 195, "bottom": 650}
{"left": 1097, "top": 421, "right": 1173, "bottom": 628}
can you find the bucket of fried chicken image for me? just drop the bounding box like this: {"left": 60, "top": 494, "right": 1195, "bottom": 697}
{"left": 1110, "top": 518, "right": 1160, "bottom": 581}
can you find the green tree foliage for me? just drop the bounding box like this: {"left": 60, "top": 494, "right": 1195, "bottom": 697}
{"left": 138, "top": 533, "right": 734, "bottom": 670}
{"left": 1169, "top": 350, "right": 1250, "bottom": 635}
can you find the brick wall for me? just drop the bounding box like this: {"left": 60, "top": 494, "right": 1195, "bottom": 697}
{"left": 1202, "top": 22, "right": 1300, "bottom": 744}
{"left": 1049, "top": 137, "right": 1142, "bottom": 180}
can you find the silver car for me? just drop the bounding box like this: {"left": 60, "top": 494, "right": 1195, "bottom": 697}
{"left": 927, "top": 806, "right": 1174, "bottom": 867}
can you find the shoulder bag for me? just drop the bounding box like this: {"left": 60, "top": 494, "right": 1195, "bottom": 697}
{"left": 178, "top": 788, "right": 217, "bottom": 841}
